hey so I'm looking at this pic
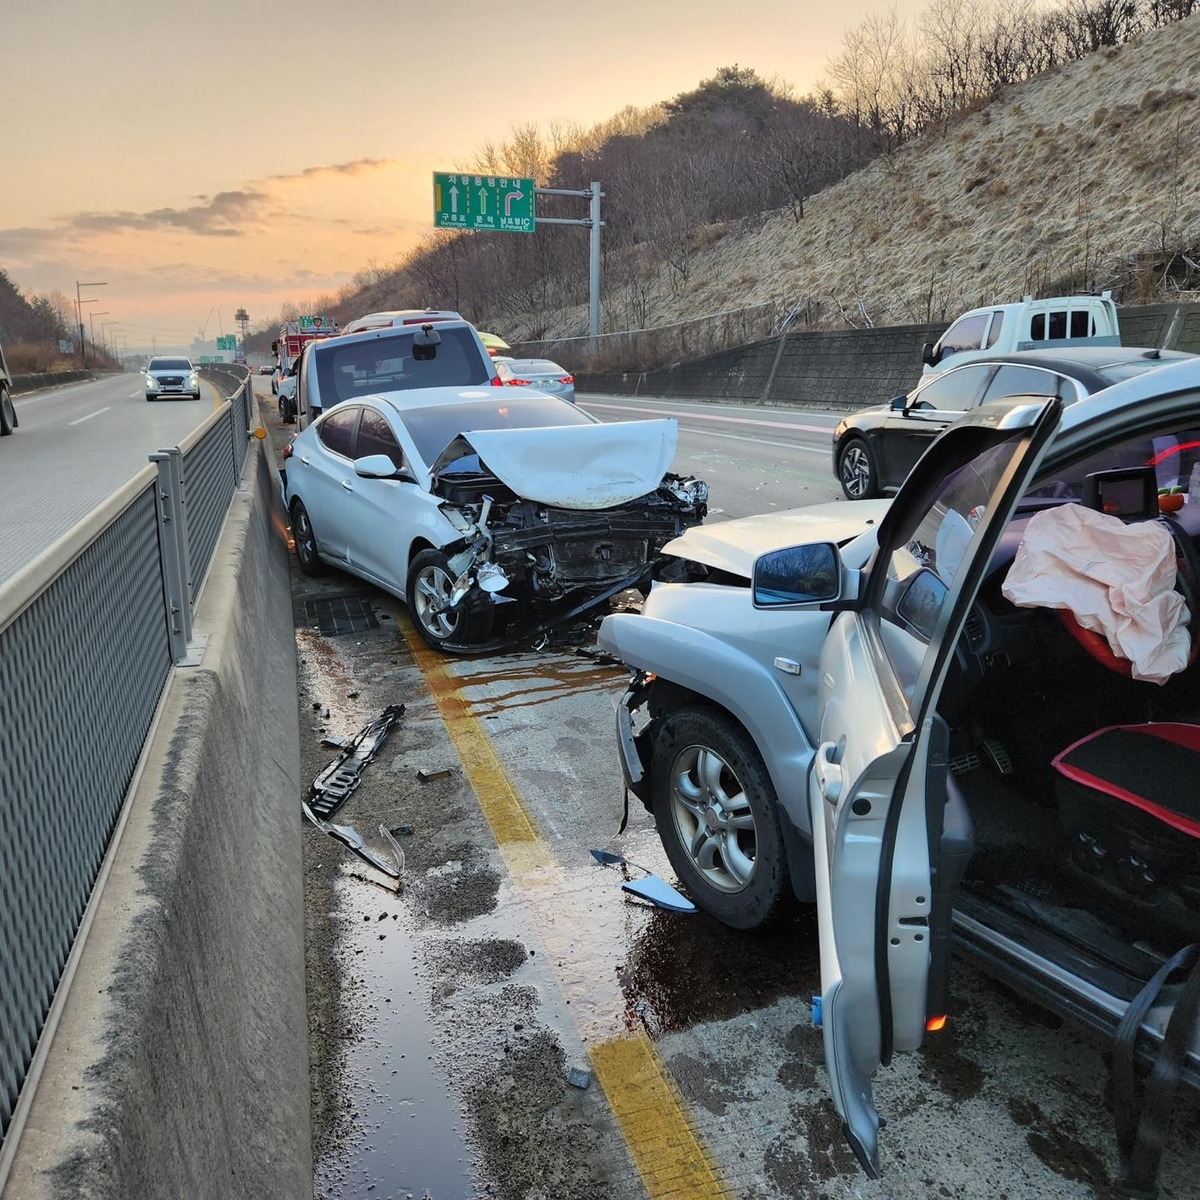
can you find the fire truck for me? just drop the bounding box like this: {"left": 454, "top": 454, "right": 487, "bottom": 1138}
{"left": 271, "top": 316, "right": 338, "bottom": 401}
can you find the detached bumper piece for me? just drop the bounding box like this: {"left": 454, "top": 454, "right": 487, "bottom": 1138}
{"left": 310, "top": 704, "right": 405, "bottom": 818}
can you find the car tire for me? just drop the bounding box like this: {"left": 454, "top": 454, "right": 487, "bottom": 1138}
{"left": 290, "top": 499, "right": 327, "bottom": 577}
{"left": 193, "top": 391, "right": 201, "bottom": 401}
{"left": 406, "top": 548, "right": 494, "bottom": 652}
{"left": 649, "top": 705, "right": 789, "bottom": 930}
{"left": 838, "top": 436, "right": 880, "bottom": 500}
{"left": 0, "top": 387, "right": 15, "bottom": 435}
{"left": 145, "top": 394, "right": 155, "bottom": 402}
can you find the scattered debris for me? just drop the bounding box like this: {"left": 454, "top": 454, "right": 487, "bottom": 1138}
{"left": 622, "top": 876, "right": 697, "bottom": 914}
{"left": 348, "top": 690, "right": 360, "bottom": 699}
{"left": 417, "top": 767, "right": 455, "bottom": 783}
{"left": 566, "top": 1066, "right": 592, "bottom": 1090}
{"left": 303, "top": 803, "right": 402, "bottom": 881}
{"left": 573, "top": 647, "right": 619, "bottom": 666}
{"left": 590, "top": 848, "right": 652, "bottom": 874}
{"left": 310, "top": 704, "right": 405, "bottom": 818}
{"left": 321, "top": 736, "right": 348, "bottom": 749}
{"left": 390, "top": 825, "right": 415, "bottom": 837}
{"left": 378, "top": 824, "right": 407, "bottom": 876}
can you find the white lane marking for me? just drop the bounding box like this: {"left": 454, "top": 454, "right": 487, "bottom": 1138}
{"left": 579, "top": 399, "right": 834, "bottom": 434}
{"left": 67, "top": 406, "right": 111, "bottom": 426}
{"left": 679, "top": 426, "right": 826, "bottom": 453}
{"left": 128, "top": 391, "right": 142, "bottom": 398}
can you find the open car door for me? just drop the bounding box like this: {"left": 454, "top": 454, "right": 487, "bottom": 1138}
{"left": 809, "top": 396, "right": 1062, "bottom": 1176}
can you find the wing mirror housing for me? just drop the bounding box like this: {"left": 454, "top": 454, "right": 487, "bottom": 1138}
{"left": 752, "top": 542, "right": 859, "bottom": 609}
{"left": 890, "top": 394, "right": 907, "bottom": 412}
{"left": 922, "top": 341, "right": 940, "bottom": 367}
{"left": 353, "top": 454, "right": 415, "bottom": 483}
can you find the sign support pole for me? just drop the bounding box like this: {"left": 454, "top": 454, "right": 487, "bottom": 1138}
{"left": 589, "top": 181, "right": 601, "bottom": 351}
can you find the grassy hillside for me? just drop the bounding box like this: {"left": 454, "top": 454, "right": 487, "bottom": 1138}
{"left": 534, "top": 14, "right": 1200, "bottom": 341}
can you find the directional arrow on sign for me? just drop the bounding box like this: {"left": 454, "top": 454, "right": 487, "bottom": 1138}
{"left": 477, "top": 187, "right": 489, "bottom": 214}
{"left": 449, "top": 184, "right": 459, "bottom": 214}
{"left": 504, "top": 190, "right": 524, "bottom": 217}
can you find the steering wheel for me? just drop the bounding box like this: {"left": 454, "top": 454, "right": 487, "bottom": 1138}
{"left": 1060, "top": 517, "right": 1200, "bottom": 676}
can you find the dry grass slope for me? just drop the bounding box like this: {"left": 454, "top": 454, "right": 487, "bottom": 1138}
{"left": 527, "top": 16, "right": 1200, "bottom": 339}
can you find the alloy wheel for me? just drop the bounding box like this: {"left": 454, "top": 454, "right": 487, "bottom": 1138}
{"left": 668, "top": 744, "right": 757, "bottom": 893}
{"left": 840, "top": 443, "right": 872, "bottom": 498}
{"left": 412, "top": 562, "right": 460, "bottom": 640}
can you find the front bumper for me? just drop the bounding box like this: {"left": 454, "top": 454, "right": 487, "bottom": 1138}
{"left": 614, "top": 678, "right": 652, "bottom": 807}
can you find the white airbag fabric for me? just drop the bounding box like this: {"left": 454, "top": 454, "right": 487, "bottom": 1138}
{"left": 454, "top": 419, "right": 677, "bottom": 509}
{"left": 1001, "top": 504, "right": 1190, "bottom": 684}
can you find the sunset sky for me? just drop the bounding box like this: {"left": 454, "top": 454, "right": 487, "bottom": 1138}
{"left": 3, "top": 0, "right": 922, "bottom": 353}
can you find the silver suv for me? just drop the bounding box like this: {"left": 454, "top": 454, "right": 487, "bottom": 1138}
{"left": 0, "top": 343, "right": 16, "bottom": 436}
{"left": 599, "top": 358, "right": 1200, "bottom": 1188}
{"left": 145, "top": 356, "right": 200, "bottom": 402}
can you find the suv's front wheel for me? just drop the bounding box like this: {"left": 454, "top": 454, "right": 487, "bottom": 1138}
{"left": 649, "top": 706, "right": 789, "bottom": 929}
{"left": 0, "top": 386, "right": 16, "bottom": 435}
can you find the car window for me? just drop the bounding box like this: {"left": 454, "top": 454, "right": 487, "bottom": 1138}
{"left": 981, "top": 365, "right": 1063, "bottom": 404}
{"left": 356, "top": 408, "right": 403, "bottom": 465}
{"left": 1070, "top": 311, "right": 1092, "bottom": 337}
{"left": 984, "top": 311, "right": 1005, "bottom": 348}
{"left": 317, "top": 407, "right": 360, "bottom": 458}
{"left": 150, "top": 357, "right": 191, "bottom": 371}
{"left": 911, "top": 366, "right": 991, "bottom": 412}
{"left": 314, "top": 327, "right": 490, "bottom": 405}
{"left": 402, "top": 396, "right": 593, "bottom": 465}
{"left": 938, "top": 314, "right": 989, "bottom": 359}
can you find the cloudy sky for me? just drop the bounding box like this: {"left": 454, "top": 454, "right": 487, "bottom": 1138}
{"left": 3, "top": 0, "right": 921, "bottom": 352}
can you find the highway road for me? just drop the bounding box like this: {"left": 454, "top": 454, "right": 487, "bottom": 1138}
{"left": 0, "top": 373, "right": 224, "bottom": 585}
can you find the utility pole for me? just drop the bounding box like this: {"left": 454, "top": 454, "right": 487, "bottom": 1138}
{"left": 75, "top": 280, "right": 108, "bottom": 368}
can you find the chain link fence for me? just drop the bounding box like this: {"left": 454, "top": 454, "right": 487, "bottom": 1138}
{"left": 0, "top": 368, "right": 257, "bottom": 1150}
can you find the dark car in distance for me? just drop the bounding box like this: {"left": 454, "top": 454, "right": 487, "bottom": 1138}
{"left": 832, "top": 347, "right": 1194, "bottom": 499}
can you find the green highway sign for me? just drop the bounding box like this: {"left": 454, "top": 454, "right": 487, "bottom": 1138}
{"left": 216, "top": 334, "right": 237, "bottom": 350}
{"left": 433, "top": 172, "right": 536, "bottom": 233}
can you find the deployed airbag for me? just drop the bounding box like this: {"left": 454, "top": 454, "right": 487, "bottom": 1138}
{"left": 435, "top": 419, "right": 678, "bottom": 509}
{"left": 1002, "top": 504, "right": 1189, "bottom": 684}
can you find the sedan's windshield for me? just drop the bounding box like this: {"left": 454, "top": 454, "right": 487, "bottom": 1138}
{"left": 150, "top": 358, "right": 191, "bottom": 371}
{"left": 402, "top": 396, "right": 593, "bottom": 466}
{"left": 314, "top": 327, "right": 490, "bottom": 405}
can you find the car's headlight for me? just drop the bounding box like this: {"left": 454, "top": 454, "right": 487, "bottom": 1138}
{"left": 146, "top": 374, "right": 156, "bottom": 387}
{"left": 188, "top": 372, "right": 198, "bottom": 384}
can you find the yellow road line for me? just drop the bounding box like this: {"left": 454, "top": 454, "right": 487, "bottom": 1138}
{"left": 397, "top": 612, "right": 731, "bottom": 1200}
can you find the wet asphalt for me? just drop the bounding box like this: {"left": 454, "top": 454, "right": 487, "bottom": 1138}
{"left": 258, "top": 383, "right": 1200, "bottom": 1200}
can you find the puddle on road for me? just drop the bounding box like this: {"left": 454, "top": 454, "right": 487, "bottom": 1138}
{"left": 314, "top": 873, "right": 479, "bottom": 1200}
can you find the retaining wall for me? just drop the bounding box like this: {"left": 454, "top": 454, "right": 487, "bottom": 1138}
{"left": 578, "top": 301, "right": 1200, "bottom": 411}
{"left": 1, "top": 431, "right": 311, "bottom": 1199}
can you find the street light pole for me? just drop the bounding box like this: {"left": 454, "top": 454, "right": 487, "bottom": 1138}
{"left": 75, "top": 280, "right": 108, "bottom": 368}
{"left": 89, "top": 311, "right": 109, "bottom": 358}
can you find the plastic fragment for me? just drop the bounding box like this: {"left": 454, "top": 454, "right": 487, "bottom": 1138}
{"left": 417, "top": 767, "right": 454, "bottom": 783}
{"left": 567, "top": 1066, "right": 592, "bottom": 1090}
{"left": 622, "top": 876, "right": 697, "bottom": 914}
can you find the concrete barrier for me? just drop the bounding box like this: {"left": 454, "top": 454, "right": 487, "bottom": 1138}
{"left": 1, "top": 430, "right": 311, "bottom": 1199}
{"left": 11, "top": 370, "right": 92, "bottom": 394}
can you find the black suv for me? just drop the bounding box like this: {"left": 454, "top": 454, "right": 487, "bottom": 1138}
{"left": 832, "top": 347, "right": 1193, "bottom": 499}
{"left": 0, "top": 343, "right": 17, "bottom": 436}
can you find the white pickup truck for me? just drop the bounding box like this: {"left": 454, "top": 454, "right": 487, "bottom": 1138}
{"left": 922, "top": 292, "right": 1120, "bottom": 376}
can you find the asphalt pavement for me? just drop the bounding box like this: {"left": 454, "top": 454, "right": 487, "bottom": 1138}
{"left": 0, "top": 373, "right": 223, "bottom": 585}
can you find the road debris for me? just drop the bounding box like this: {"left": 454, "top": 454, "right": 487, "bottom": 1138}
{"left": 417, "top": 767, "right": 455, "bottom": 783}
{"left": 310, "top": 704, "right": 405, "bottom": 818}
{"left": 303, "top": 803, "right": 403, "bottom": 881}
{"left": 622, "top": 876, "right": 697, "bottom": 914}
{"left": 566, "top": 1066, "right": 592, "bottom": 1090}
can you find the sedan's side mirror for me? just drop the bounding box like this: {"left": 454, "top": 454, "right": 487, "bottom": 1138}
{"left": 890, "top": 394, "right": 907, "bottom": 412}
{"left": 353, "top": 454, "right": 413, "bottom": 482}
{"left": 752, "top": 542, "right": 842, "bottom": 608}
{"left": 922, "top": 341, "right": 940, "bottom": 367}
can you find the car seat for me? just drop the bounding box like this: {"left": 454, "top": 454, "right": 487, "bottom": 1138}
{"left": 1053, "top": 723, "right": 1200, "bottom": 943}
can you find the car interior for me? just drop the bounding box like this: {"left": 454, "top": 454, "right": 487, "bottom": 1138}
{"left": 921, "top": 420, "right": 1200, "bottom": 1017}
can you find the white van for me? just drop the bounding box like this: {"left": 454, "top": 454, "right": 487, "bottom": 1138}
{"left": 922, "top": 293, "right": 1120, "bottom": 376}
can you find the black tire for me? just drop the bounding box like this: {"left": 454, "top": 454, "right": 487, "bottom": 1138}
{"left": 0, "top": 387, "right": 15, "bottom": 435}
{"left": 145, "top": 394, "right": 156, "bottom": 403}
{"left": 290, "top": 499, "right": 327, "bottom": 577}
{"left": 649, "top": 706, "right": 789, "bottom": 930}
{"left": 405, "top": 548, "right": 494, "bottom": 651}
{"left": 837, "top": 435, "right": 880, "bottom": 500}
{"left": 192, "top": 391, "right": 201, "bottom": 401}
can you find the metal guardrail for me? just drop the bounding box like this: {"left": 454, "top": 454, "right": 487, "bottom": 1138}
{"left": 0, "top": 367, "right": 257, "bottom": 1146}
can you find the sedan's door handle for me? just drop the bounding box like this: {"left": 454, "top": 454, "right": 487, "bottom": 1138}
{"left": 340, "top": 479, "right": 354, "bottom": 492}
{"left": 814, "top": 740, "right": 843, "bottom": 805}
{"left": 299, "top": 455, "right": 311, "bottom": 466}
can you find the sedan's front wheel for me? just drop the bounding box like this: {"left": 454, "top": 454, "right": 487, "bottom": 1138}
{"left": 406, "top": 549, "right": 493, "bottom": 651}
{"left": 838, "top": 436, "right": 880, "bottom": 500}
{"left": 290, "top": 499, "right": 327, "bottom": 577}
{"left": 650, "top": 706, "right": 789, "bottom": 929}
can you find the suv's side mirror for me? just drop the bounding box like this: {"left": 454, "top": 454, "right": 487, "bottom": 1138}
{"left": 353, "top": 454, "right": 414, "bottom": 483}
{"left": 890, "top": 394, "right": 907, "bottom": 412}
{"left": 922, "top": 341, "right": 940, "bottom": 367}
{"left": 752, "top": 542, "right": 842, "bottom": 608}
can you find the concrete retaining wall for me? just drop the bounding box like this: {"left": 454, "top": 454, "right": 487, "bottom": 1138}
{"left": 10, "top": 370, "right": 91, "bottom": 394}
{"left": 577, "top": 301, "right": 1200, "bottom": 411}
{"left": 2, "top": 431, "right": 311, "bottom": 1199}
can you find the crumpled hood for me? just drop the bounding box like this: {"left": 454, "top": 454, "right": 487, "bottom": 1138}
{"left": 663, "top": 499, "right": 892, "bottom": 577}
{"left": 432, "top": 419, "right": 678, "bottom": 509}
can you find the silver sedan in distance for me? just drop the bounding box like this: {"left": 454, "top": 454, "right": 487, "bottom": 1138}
{"left": 495, "top": 358, "right": 576, "bottom": 403}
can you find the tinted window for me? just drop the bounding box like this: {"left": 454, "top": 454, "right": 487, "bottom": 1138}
{"left": 1070, "top": 311, "right": 1092, "bottom": 337}
{"left": 317, "top": 407, "right": 359, "bottom": 458}
{"left": 402, "top": 396, "right": 593, "bottom": 465}
{"left": 984, "top": 311, "right": 1005, "bottom": 348}
{"left": 938, "top": 314, "right": 989, "bottom": 359}
{"left": 150, "top": 357, "right": 191, "bottom": 371}
{"left": 912, "top": 367, "right": 990, "bottom": 412}
{"left": 357, "top": 408, "right": 403, "bottom": 465}
{"left": 982, "top": 365, "right": 1062, "bottom": 404}
{"left": 314, "top": 327, "right": 489, "bottom": 406}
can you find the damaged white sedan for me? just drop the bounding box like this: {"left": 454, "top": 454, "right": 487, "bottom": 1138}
{"left": 279, "top": 387, "right": 707, "bottom": 651}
